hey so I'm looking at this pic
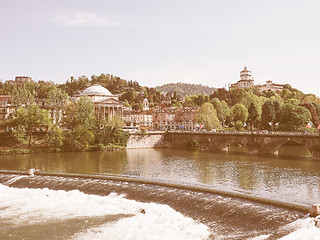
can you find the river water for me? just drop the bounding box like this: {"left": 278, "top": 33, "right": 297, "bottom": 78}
{"left": 1, "top": 145, "right": 320, "bottom": 239}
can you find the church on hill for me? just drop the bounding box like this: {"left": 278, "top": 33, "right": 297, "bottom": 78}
{"left": 230, "top": 66, "right": 284, "bottom": 92}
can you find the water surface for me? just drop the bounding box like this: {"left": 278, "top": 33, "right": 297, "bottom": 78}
{"left": 0, "top": 146, "right": 319, "bottom": 205}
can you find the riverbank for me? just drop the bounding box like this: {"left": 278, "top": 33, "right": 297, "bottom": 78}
{"left": 0, "top": 131, "right": 129, "bottom": 155}
{"left": 0, "top": 144, "right": 126, "bottom": 155}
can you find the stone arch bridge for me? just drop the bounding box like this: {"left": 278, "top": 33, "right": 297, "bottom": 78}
{"left": 159, "top": 131, "right": 320, "bottom": 160}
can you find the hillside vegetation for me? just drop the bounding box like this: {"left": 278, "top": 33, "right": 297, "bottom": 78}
{"left": 155, "top": 83, "right": 216, "bottom": 96}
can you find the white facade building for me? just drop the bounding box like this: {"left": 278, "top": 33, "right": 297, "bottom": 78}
{"left": 231, "top": 66, "right": 255, "bottom": 89}
{"left": 78, "top": 84, "right": 123, "bottom": 120}
{"left": 257, "top": 80, "right": 284, "bottom": 92}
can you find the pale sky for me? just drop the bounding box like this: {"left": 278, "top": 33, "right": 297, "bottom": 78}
{"left": 1, "top": 0, "right": 320, "bottom": 96}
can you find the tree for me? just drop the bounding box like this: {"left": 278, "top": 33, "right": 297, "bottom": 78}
{"left": 11, "top": 85, "right": 36, "bottom": 107}
{"left": 95, "top": 117, "right": 129, "bottom": 147}
{"left": 231, "top": 103, "right": 248, "bottom": 123}
{"left": 260, "top": 100, "right": 275, "bottom": 130}
{"left": 36, "top": 81, "right": 56, "bottom": 99}
{"left": 210, "top": 88, "right": 228, "bottom": 101}
{"left": 184, "top": 95, "right": 196, "bottom": 107}
{"left": 195, "top": 94, "right": 209, "bottom": 106}
{"left": 273, "top": 100, "right": 282, "bottom": 124}
{"left": 132, "top": 103, "right": 142, "bottom": 111}
{"left": 302, "top": 94, "right": 320, "bottom": 105}
{"left": 48, "top": 125, "right": 64, "bottom": 150}
{"left": 211, "top": 98, "right": 230, "bottom": 127}
{"left": 227, "top": 88, "right": 242, "bottom": 106}
{"left": 71, "top": 125, "right": 95, "bottom": 150}
{"left": 75, "top": 96, "right": 95, "bottom": 126}
{"left": 238, "top": 89, "right": 265, "bottom": 120}
{"left": 195, "top": 103, "right": 221, "bottom": 130}
{"left": 120, "top": 89, "right": 135, "bottom": 103}
{"left": 279, "top": 104, "right": 311, "bottom": 131}
{"left": 7, "top": 104, "right": 52, "bottom": 148}
{"left": 46, "top": 87, "right": 68, "bottom": 124}
{"left": 64, "top": 96, "right": 95, "bottom": 150}
{"left": 235, "top": 120, "right": 244, "bottom": 131}
{"left": 153, "top": 91, "right": 161, "bottom": 104}
{"left": 247, "top": 103, "right": 258, "bottom": 130}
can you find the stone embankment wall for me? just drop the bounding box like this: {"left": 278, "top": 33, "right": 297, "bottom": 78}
{"left": 126, "top": 133, "right": 167, "bottom": 149}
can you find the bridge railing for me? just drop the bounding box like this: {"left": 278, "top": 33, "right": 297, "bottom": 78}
{"left": 166, "top": 130, "right": 320, "bottom": 137}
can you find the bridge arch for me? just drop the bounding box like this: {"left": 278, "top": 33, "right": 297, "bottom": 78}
{"left": 227, "top": 141, "right": 247, "bottom": 154}
{"left": 278, "top": 141, "right": 312, "bottom": 158}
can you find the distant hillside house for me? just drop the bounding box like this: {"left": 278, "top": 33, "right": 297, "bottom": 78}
{"left": 15, "top": 76, "right": 32, "bottom": 84}
{"left": 230, "top": 66, "right": 254, "bottom": 89}
{"left": 257, "top": 80, "right": 284, "bottom": 93}
{"left": 77, "top": 84, "right": 123, "bottom": 120}
{"left": 7, "top": 76, "right": 33, "bottom": 85}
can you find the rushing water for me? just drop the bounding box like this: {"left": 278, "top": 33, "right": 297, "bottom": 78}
{"left": 1, "top": 145, "right": 320, "bottom": 239}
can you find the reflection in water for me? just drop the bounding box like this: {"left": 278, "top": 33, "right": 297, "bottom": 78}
{"left": 278, "top": 143, "right": 312, "bottom": 158}
{"left": 1, "top": 147, "right": 320, "bottom": 205}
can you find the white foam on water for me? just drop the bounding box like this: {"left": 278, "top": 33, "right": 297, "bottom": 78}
{"left": 252, "top": 218, "right": 320, "bottom": 240}
{"left": 72, "top": 203, "right": 209, "bottom": 240}
{"left": 278, "top": 218, "right": 320, "bottom": 240}
{"left": 0, "top": 183, "right": 209, "bottom": 240}
{"left": 246, "top": 235, "right": 270, "bottom": 240}
{"left": 3, "top": 175, "right": 27, "bottom": 185}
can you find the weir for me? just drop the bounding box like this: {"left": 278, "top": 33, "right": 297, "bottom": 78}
{"left": 0, "top": 170, "right": 311, "bottom": 214}
{"left": 2, "top": 169, "right": 312, "bottom": 240}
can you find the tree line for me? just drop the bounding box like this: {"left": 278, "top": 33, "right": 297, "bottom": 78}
{"left": 0, "top": 83, "right": 128, "bottom": 151}
{"left": 1, "top": 73, "right": 319, "bottom": 152}
{"left": 194, "top": 85, "right": 320, "bottom": 132}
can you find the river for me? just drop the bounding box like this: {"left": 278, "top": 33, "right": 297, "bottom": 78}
{"left": 1, "top": 145, "right": 320, "bottom": 239}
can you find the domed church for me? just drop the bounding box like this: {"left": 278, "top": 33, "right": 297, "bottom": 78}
{"left": 78, "top": 84, "right": 123, "bottom": 120}
{"left": 230, "top": 66, "right": 255, "bottom": 89}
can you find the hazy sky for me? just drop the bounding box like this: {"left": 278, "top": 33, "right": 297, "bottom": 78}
{"left": 1, "top": 0, "right": 320, "bottom": 96}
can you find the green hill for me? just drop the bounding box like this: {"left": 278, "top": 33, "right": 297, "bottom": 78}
{"left": 155, "top": 83, "right": 216, "bottom": 96}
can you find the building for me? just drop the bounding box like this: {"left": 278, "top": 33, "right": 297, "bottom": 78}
{"left": 122, "top": 98, "right": 153, "bottom": 129}
{"left": 230, "top": 67, "right": 285, "bottom": 92}
{"left": 122, "top": 109, "right": 153, "bottom": 130}
{"left": 77, "top": 84, "right": 123, "bottom": 120}
{"left": 173, "top": 107, "right": 197, "bottom": 131}
{"left": 230, "top": 66, "right": 255, "bottom": 89}
{"left": 14, "top": 76, "right": 32, "bottom": 84}
{"left": 257, "top": 80, "right": 284, "bottom": 92}
{"left": 122, "top": 104, "right": 198, "bottom": 131}
{"left": 0, "top": 95, "right": 13, "bottom": 121}
{"left": 153, "top": 108, "right": 176, "bottom": 131}
{"left": 153, "top": 107, "right": 197, "bottom": 131}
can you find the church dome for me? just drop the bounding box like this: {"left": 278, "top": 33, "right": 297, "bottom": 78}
{"left": 81, "top": 84, "right": 113, "bottom": 96}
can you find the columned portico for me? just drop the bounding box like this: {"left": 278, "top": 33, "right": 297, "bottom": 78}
{"left": 78, "top": 84, "right": 123, "bottom": 121}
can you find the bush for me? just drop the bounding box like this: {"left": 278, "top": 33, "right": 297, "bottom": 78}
{"left": 188, "top": 139, "right": 199, "bottom": 147}
{"left": 235, "top": 120, "right": 244, "bottom": 131}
